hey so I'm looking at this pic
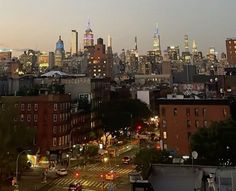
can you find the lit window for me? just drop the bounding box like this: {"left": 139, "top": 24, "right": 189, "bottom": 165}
{"left": 163, "top": 131, "right": 167, "bottom": 139}
{"left": 223, "top": 108, "right": 227, "bottom": 117}
{"left": 194, "top": 108, "right": 199, "bottom": 116}
{"left": 162, "top": 120, "right": 167, "bottom": 128}
{"left": 195, "top": 120, "right": 199, "bottom": 128}
{"left": 203, "top": 108, "right": 207, "bottom": 117}
{"left": 20, "top": 114, "right": 24, "bottom": 121}
{"left": 58, "top": 137, "right": 61, "bottom": 146}
{"left": 203, "top": 120, "right": 208, "bottom": 128}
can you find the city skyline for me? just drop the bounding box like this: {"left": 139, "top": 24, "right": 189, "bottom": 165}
{"left": 0, "top": 0, "right": 236, "bottom": 56}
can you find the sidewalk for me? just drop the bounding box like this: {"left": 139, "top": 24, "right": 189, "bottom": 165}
{"left": 17, "top": 167, "right": 58, "bottom": 191}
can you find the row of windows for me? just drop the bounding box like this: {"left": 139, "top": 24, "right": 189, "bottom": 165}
{"left": 20, "top": 114, "right": 38, "bottom": 122}
{"left": 53, "top": 125, "right": 70, "bottom": 134}
{"left": 162, "top": 107, "right": 227, "bottom": 117}
{"left": 52, "top": 135, "right": 69, "bottom": 147}
{"left": 53, "top": 102, "right": 71, "bottom": 111}
{"left": 21, "top": 104, "right": 38, "bottom": 111}
{"left": 71, "top": 117, "right": 86, "bottom": 125}
{"left": 53, "top": 113, "right": 70, "bottom": 122}
{"left": 162, "top": 119, "right": 208, "bottom": 128}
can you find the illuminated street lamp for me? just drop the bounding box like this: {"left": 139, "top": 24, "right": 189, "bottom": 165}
{"left": 15, "top": 149, "right": 31, "bottom": 191}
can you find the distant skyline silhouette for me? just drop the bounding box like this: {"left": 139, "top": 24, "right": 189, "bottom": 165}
{"left": 0, "top": 0, "right": 236, "bottom": 56}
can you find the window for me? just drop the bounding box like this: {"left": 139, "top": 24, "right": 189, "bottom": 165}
{"left": 187, "top": 132, "right": 192, "bottom": 141}
{"left": 195, "top": 120, "right": 199, "bottom": 128}
{"left": 21, "top": 104, "right": 25, "bottom": 111}
{"left": 53, "top": 138, "right": 57, "bottom": 147}
{"left": 173, "top": 108, "right": 177, "bottom": 116}
{"left": 34, "top": 104, "right": 38, "bottom": 111}
{"left": 194, "top": 108, "right": 199, "bottom": 116}
{"left": 163, "top": 144, "right": 167, "bottom": 150}
{"left": 203, "top": 120, "right": 208, "bottom": 128}
{"left": 27, "top": 104, "right": 31, "bottom": 111}
{"left": 58, "top": 137, "right": 61, "bottom": 146}
{"left": 34, "top": 114, "right": 38, "bottom": 122}
{"left": 186, "top": 108, "right": 190, "bottom": 116}
{"left": 187, "top": 120, "right": 191, "bottom": 128}
{"left": 53, "top": 126, "right": 57, "bottom": 134}
{"left": 54, "top": 103, "right": 57, "bottom": 111}
{"left": 203, "top": 108, "right": 207, "bottom": 117}
{"left": 161, "top": 108, "right": 166, "bottom": 117}
{"left": 163, "top": 131, "right": 167, "bottom": 139}
{"left": 223, "top": 108, "right": 227, "bottom": 117}
{"left": 162, "top": 120, "right": 167, "bottom": 128}
{"left": 53, "top": 114, "right": 57, "bottom": 122}
{"left": 20, "top": 114, "right": 24, "bottom": 121}
{"left": 27, "top": 114, "right": 31, "bottom": 122}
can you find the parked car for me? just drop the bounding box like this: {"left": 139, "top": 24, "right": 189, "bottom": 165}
{"left": 122, "top": 156, "right": 131, "bottom": 164}
{"left": 68, "top": 182, "right": 82, "bottom": 191}
{"left": 56, "top": 168, "right": 68, "bottom": 176}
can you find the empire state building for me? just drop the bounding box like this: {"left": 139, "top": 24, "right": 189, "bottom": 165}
{"left": 84, "top": 21, "right": 94, "bottom": 49}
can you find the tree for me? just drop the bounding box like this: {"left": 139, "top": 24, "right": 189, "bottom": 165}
{"left": 0, "top": 97, "right": 35, "bottom": 179}
{"left": 100, "top": 99, "right": 152, "bottom": 145}
{"left": 134, "top": 148, "right": 171, "bottom": 178}
{"left": 190, "top": 119, "right": 236, "bottom": 166}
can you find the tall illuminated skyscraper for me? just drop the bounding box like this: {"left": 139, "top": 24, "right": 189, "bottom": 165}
{"left": 71, "top": 30, "right": 78, "bottom": 55}
{"left": 84, "top": 21, "right": 94, "bottom": 48}
{"left": 153, "top": 23, "right": 161, "bottom": 56}
{"left": 192, "top": 40, "right": 198, "bottom": 54}
{"left": 184, "top": 34, "right": 189, "bottom": 52}
{"left": 55, "top": 35, "right": 65, "bottom": 67}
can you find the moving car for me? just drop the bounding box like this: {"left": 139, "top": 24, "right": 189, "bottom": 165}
{"left": 122, "top": 156, "right": 131, "bottom": 164}
{"left": 56, "top": 168, "right": 68, "bottom": 176}
{"left": 68, "top": 182, "right": 82, "bottom": 191}
{"left": 105, "top": 171, "right": 118, "bottom": 180}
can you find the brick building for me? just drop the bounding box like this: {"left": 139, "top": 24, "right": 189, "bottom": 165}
{"left": 226, "top": 38, "right": 236, "bottom": 65}
{"left": 158, "top": 99, "right": 230, "bottom": 155}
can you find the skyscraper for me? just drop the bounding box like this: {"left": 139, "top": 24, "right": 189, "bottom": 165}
{"left": 192, "top": 40, "right": 198, "bottom": 54}
{"left": 153, "top": 23, "right": 161, "bottom": 56}
{"left": 84, "top": 21, "right": 94, "bottom": 48}
{"left": 108, "top": 35, "right": 112, "bottom": 48}
{"left": 55, "top": 35, "right": 65, "bottom": 67}
{"left": 71, "top": 30, "right": 78, "bottom": 55}
{"left": 184, "top": 34, "right": 189, "bottom": 52}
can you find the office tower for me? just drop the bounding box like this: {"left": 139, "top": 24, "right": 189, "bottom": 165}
{"left": 48, "top": 52, "right": 55, "bottom": 68}
{"left": 192, "top": 40, "right": 198, "bottom": 54}
{"left": 153, "top": 23, "right": 161, "bottom": 55}
{"left": 184, "top": 34, "right": 189, "bottom": 52}
{"left": 167, "top": 46, "right": 180, "bottom": 61}
{"left": 226, "top": 38, "right": 236, "bottom": 65}
{"left": 108, "top": 35, "right": 112, "bottom": 48}
{"left": 71, "top": 30, "right": 78, "bottom": 55}
{"left": 84, "top": 21, "right": 94, "bottom": 48}
{"left": 55, "top": 36, "right": 65, "bottom": 67}
{"left": 135, "top": 36, "right": 138, "bottom": 51}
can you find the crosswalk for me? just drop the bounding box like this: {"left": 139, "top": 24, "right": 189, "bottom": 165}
{"left": 73, "top": 163, "right": 133, "bottom": 174}
{"left": 52, "top": 177, "right": 110, "bottom": 190}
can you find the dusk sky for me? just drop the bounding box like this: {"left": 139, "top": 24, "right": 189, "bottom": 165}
{"left": 1, "top": 0, "right": 236, "bottom": 56}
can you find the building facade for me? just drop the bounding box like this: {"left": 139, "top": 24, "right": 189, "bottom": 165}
{"left": 158, "top": 99, "right": 230, "bottom": 155}
{"left": 226, "top": 38, "right": 236, "bottom": 65}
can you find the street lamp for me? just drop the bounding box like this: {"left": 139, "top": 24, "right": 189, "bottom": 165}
{"left": 15, "top": 149, "right": 31, "bottom": 191}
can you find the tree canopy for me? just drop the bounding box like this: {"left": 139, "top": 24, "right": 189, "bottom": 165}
{"left": 100, "top": 99, "right": 152, "bottom": 136}
{"left": 190, "top": 119, "right": 236, "bottom": 166}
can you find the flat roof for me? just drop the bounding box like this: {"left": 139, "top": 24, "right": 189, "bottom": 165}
{"left": 156, "top": 98, "right": 229, "bottom": 105}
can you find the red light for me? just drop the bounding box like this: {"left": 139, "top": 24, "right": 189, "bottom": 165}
{"left": 100, "top": 174, "right": 104, "bottom": 178}
{"left": 75, "top": 172, "right": 80, "bottom": 178}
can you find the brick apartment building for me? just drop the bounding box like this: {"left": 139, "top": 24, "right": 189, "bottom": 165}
{"left": 157, "top": 98, "right": 230, "bottom": 156}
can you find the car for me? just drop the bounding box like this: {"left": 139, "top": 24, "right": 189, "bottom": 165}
{"left": 122, "top": 156, "right": 131, "bottom": 164}
{"left": 56, "top": 168, "right": 68, "bottom": 176}
{"left": 105, "top": 171, "right": 118, "bottom": 180}
{"left": 68, "top": 182, "right": 82, "bottom": 191}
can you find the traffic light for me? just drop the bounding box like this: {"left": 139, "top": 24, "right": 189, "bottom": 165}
{"left": 136, "top": 125, "right": 142, "bottom": 133}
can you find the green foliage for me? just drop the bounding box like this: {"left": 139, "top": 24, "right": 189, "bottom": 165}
{"left": 190, "top": 119, "right": 236, "bottom": 166}
{"left": 16, "top": 85, "right": 40, "bottom": 96}
{"left": 101, "top": 99, "right": 152, "bottom": 135}
{"left": 84, "top": 145, "right": 99, "bottom": 157}
{"left": 134, "top": 148, "right": 171, "bottom": 178}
